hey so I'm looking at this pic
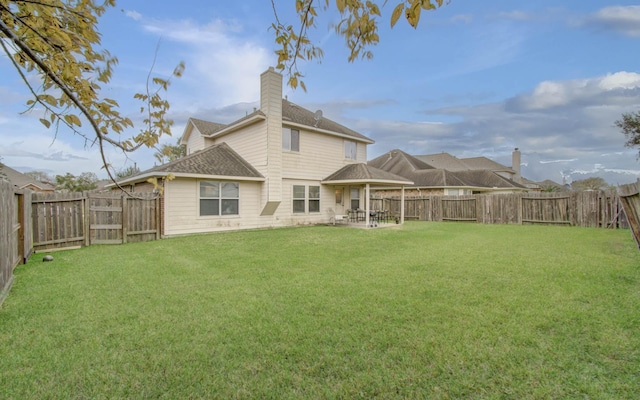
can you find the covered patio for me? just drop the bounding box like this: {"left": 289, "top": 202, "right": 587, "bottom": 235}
{"left": 322, "top": 163, "right": 413, "bottom": 228}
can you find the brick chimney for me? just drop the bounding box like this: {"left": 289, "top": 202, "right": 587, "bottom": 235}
{"left": 512, "top": 148, "right": 522, "bottom": 183}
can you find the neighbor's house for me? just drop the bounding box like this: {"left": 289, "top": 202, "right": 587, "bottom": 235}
{"left": 0, "top": 164, "right": 55, "bottom": 192}
{"left": 367, "top": 149, "right": 529, "bottom": 197}
{"left": 112, "top": 68, "right": 412, "bottom": 236}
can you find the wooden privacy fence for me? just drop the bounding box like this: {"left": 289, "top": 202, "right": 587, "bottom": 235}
{"left": 617, "top": 180, "right": 640, "bottom": 248}
{"left": 370, "top": 190, "right": 627, "bottom": 229}
{"left": 32, "top": 192, "right": 161, "bottom": 251}
{"left": 0, "top": 180, "right": 32, "bottom": 305}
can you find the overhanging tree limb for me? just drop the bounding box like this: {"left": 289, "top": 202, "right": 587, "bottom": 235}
{"left": 0, "top": 17, "right": 139, "bottom": 152}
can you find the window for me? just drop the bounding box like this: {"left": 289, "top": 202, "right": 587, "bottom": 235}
{"left": 292, "top": 185, "right": 321, "bottom": 213}
{"left": 293, "top": 185, "right": 306, "bottom": 213}
{"left": 344, "top": 140, "right": 357, "bottom": 160}
{"left": 350, "top": 187, "right": 360, "bottom": 210}
{"left": 309, "top": 186, "right": 320, "bottom": 213}
{"left": 199, "top": 181, "right": 239, "bottom": 216}
{"left": 282, "top": 128, "right": 300, "bottom": 152}
{"left": 335, "top": 188, "right": 343, "bottom": 204}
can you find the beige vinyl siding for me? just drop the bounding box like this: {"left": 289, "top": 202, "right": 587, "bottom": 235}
{"left": 210, "top": 122, "right": 269, "bottom": 172}
{"left": 184, "top": 125, "right": 206, "bottom": 155}
{"left": 163, "top": 178, "right": 271, "bottom": 236}
{"left": 282, "top": 127, "right": 363, "bottom": 180}
{"left": 270, "top": 179, "right": 332, "bottom": 226}
{"left": 356, "top": 140, "right": 367, "bottom": 161}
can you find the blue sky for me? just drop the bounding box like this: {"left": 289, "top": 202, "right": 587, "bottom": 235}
{"left": 2, "top": 0, "right": 640, "bottom": 185}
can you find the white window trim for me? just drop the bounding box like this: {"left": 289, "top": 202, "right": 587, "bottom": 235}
{"left": 292, "top": 184, "right": 321, "bottom": 214}
{"left": 198, "top": 181, "right": 240, "bottom": 217}
{"left": 344, "top": 140, "right": 357, "bottom": 160}
{"left": 282, "top": 127, "right": 300, "bottom": 152}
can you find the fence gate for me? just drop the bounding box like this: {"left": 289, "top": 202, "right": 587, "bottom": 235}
{"left": 618, "top": 180, "right": 640, "bottom": 249}
{"left": 32, "top": 192, "right": 160, "bottom": 251}
{"left": 87, "top": 193, "right": 123, "bottom": 245}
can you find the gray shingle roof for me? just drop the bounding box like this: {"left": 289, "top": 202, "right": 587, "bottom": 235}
{"left": 189, "top": 99, "right": 373, "bottom": 143}
{"left": 461, "top": 156, "right": 513, "bottom": 172}
{"left": 0, "top": 164, "right": 56, "bottom": 191}
{"left": 123, "top": 142, "right": 264, "bottom": 182}
{"left": 369, "top": 149, "right": 526, "bottom": 190}
{"left": 323, "top": 163, "right": 412, "bottom": 184}
{"left": 454, "top": 170, "right": 525, "bottom": 189}
{"left": 411, "top": 169, "right": 468, "bottom": 187}
{"left": 190, "top": 118, "right": 227, "bottom": 136}
{"left": 368, "top": 150, "right": 434, "bottom": 175}
{"left": 415, "top": 153, "right": 469, "bottom": 171}
{"left": 415, "top": 153, "right": 514, "bottom": 173}
{"left": 282, "top": 99, "right": 373, "bottom": 142}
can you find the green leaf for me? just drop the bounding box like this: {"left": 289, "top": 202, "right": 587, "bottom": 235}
{"left": 39, "top": 118, "right": 51, "bottom": 128}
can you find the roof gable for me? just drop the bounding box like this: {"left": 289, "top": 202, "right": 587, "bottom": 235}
{"left": 114, "top": 142, "right": 264, "bottom": 186}
{"left": 323, "top": 163, "right": 412, "bottom": 184}
{"left": 190, "top": 118, "right": 227, "bottom": 137}
{"left": 182, "top": 99, "right": 373, "bottom": 144}
{"left": 368, "top": 149, "right": 434, "bottom": 176}
{"left": 150, "top": 142, "right": 263, "bottom": 178}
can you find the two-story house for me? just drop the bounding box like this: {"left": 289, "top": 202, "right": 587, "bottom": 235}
{"left": 114, "top": 68, "right": 411, "bottom": 236}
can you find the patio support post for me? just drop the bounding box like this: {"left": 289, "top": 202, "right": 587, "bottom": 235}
{"left": 401, "top": 185, "right": 405, "bottom": 224}
{"left": 365, "top": 184, "right": 370, "bottom": 227}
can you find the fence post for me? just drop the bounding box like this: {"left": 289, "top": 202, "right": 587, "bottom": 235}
{"left": 84, "top": 194, "right": 90, "bottom": 247}
{"left": 155, "top": 196, "right": 161, "bottom": 240}
{"left": 517, "top": 193, "right": 523, "bottom": 225}
{"left": 122, "top": 194, "right": 128, "bottom": 244}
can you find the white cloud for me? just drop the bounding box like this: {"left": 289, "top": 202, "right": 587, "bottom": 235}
{"left": 508, "top": 71, "right": 640, "bottom": 111}
{"left": 124, "top": 10, "right": 142, "bottom": 21}
{"left": 451, "top": 14, "right": 473, "bottom": 24}
{"left": 497, "top": 11, "right": 535, "bottom": 21}
{"left": 584, "top": 6, "right": 640, "bottom": 37}
{"left": 138, "top": 18, "right": 271, "bottom": 107}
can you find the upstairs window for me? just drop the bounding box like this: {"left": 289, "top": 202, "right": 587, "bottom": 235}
{"left": 282, "top": 128, "right": 300, "bottom": 152}
{"left": 344, "top": 140, "right": 357, "bottom": 160}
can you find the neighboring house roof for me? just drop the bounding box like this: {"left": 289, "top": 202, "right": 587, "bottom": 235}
{"left": 460, "top": 156, "right": 514, "bottom": 173}
{"left": 111, "top": 142, "right": 265, "bottom": 186}
{"left": 410, "top": 169, "right": 469, "bottom": 187}
{"left": 415, "top": 153, "right": 469, "bottom": 171}
{"left": 415, "top": 153, "right": 515, "bottom": 174}
{"left": 0, "top": 164, "right": 56, "bottom": 191}
{"left": 453, "top": 170, "right": 525, "bottom": 189}
{"left": 184, "top": 99, "right": 374, "bottom": 145}
{"left": 368, "top": 149, "right": 526, "bottom": 191}
{"left": 322, "top": 163, "right": 413, "bottom": 185}
{"left": 368, "top": 150, "right": 435, "bottom": 176}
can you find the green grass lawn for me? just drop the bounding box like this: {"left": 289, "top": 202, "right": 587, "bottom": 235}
{"left": 1, "top": 222, "right": 639, "bottom": 399}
